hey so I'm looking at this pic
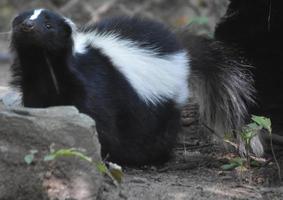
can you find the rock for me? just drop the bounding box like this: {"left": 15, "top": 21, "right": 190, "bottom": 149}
{"left": 0, "top": 88, "right": 21, "bottom": 107}
{"left": 0, "top": 105, "right": 111, "bottom": 200}
{"left": 0, "top": 52, "right": 11, "bottom": 63}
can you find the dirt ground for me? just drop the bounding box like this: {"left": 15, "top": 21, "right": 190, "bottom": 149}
{"left": 115, "top": 127, "right": 283, "bottom": 200}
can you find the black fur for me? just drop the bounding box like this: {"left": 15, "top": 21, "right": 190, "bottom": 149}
{"left": 215, "top": 0, "right": 283, "bottom": 121}
{"left": 10, "top": 9, "right": 183, "bottom": 166}
{"left": 82, "top": 16, "right": 182, "bottom": 56}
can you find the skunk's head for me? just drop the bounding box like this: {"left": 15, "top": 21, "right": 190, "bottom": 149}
{"left": 12, "top": 9, "right": 76, "bottom": 52}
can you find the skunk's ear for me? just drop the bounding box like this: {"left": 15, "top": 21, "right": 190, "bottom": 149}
{"left": 64, "top": 18, "right": 77, "bottom": 31}
{"left": 62, "top": 23, "right": 72, "bottom": 37}
{"left": 62, "top": 18, "right": 76, "bottom": 37}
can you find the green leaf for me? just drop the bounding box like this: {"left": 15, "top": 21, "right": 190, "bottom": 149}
{"left": 251, "top": 115, "right": 272, "bottom": 133}
{"left": 224, "top": 132, "right": 233, "bottom": 140}
{"left": 24, "top": 154, "right": 34, "bottom": 165}
{"left": 221, "top": 157, "right": 246, "bottom": 170}
{"left": 250, "top": 160, "right": 262, "bottom": 167}
{"left": 108, "top": 162, "right": 123, "bottom": 183}
{"left": 246, "top": 122, "right": 261, "bottom": 131}
{"left": 44, "top": 148, "right": 92, "bottom": 163}
{"left": 24, "top": 149, "right": 38, "bottom": 165}
{"left": 44, "top": 148, "right": 123, "bottom": 184}
{"left": 96, "top": 162, "right": 123, "bottom": 184}
{"left": 110, "top": 168, "right": 123, "bottom": 183}
{"left": 241, "top": 122, "right": 261, "bottom": 145}
{"left": 43, "top": 154, "right": 56, "bottom": 161}
{"left": 96, "top": 162, "right": 108, "bottom": 174}
{"left": 190, "top": 17, "right": 209, "bottom": 25}
{"left": 231, "top": 157, "right": 245, "bottom": 166}
{"left": 240, "top": 130, "right": 254, "bottom": 143}
{"left": 221, "top": 163, "right": 240, "bottom": 170}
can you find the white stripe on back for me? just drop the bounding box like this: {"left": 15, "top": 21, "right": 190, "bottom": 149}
{"left": 73, "top": 31, "right": 190, "bottom": 105}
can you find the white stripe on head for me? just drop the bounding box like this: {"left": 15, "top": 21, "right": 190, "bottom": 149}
{"left": 73, "top": 32, "right": 190, "bottom": 105}
{"left": 29, "top": 9, "right": 44, "bottom": 20}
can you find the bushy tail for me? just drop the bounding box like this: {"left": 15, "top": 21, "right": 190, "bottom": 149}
{"left": 179, "top": 32, "right": 255, "bottom": 136}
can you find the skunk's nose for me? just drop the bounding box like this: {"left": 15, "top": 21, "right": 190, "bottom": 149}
{"left": 21, "top": 19, "right": 35, "bottom": 32}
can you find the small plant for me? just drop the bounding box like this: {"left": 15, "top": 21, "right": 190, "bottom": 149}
{"left": 221, "top": 157, "right": 245, "bottom": 171}
{"left": 44, "top": 148, "right": 123, "bottom": 185}
{"left": 24, "top": 149, "right": 38, "bottom": 165}
{"left": 223, "top": 115, "right": 282, "bottom": 182}
{"left": 222, "top": 115, "right": 274, "bottom": 171}
{"left": 240, "top": 115, "right": 269, "bottom": 167}
{"left": 189, "top": 16, "right": 209, "bottom": 26}
{"left": 250, "top": 115, "right": 281, "bottom": 180}
{"left": 221, "top": 156, "right": 262, "bottom": 171}
{"left": 24, "top": 147, "right": 123, "bottom": 185}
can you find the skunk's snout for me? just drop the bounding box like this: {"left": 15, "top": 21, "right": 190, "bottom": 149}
{"left": 12, "top": 18, "right": 42, "bottom": 47}
{"left": 21, "top": 19, "right": 35, "bottom": 32}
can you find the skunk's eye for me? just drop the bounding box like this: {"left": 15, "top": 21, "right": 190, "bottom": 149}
{"left": 45, "top": 23, "right": 52, "bottom": 29}
{"left": 12, "top": 16, "right": 24, "bottom": 27}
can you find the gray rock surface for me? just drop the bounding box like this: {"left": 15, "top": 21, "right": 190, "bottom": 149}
{"left": 0, "top": 105, "right": 108, "bottom": 200}
{"left": 0, "top": 87, "right": 21, "bottom": 107}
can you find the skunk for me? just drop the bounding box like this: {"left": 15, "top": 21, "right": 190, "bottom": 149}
{"left": 10, "top": 9, "right": 255, "bottom": 166}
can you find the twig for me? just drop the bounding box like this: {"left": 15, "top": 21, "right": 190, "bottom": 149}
{"left": 84, "top": 0, "right": 117, "bottom": 23}
{"left": 117, "top": 0, "right": 152, "bottom": 17}
{"left": 176, "top": 143, "right": 212, "bottom": 151}
{"left": 223, "top": 139, "right": 238, "bottom": 149}
{"left": 60, "top": 0, "right": 80, "bottom": 13}
{"left": 249, "top": 155, "right": 268, "bottom": 163}
{"left": 118, "top": 4, "right": 136, "bottom": 16}
{"left": 224, "top": 136, "right": 276, "bottom": 166}
{"left": 201, "top": 122, "right": 222, "bottom": 139}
